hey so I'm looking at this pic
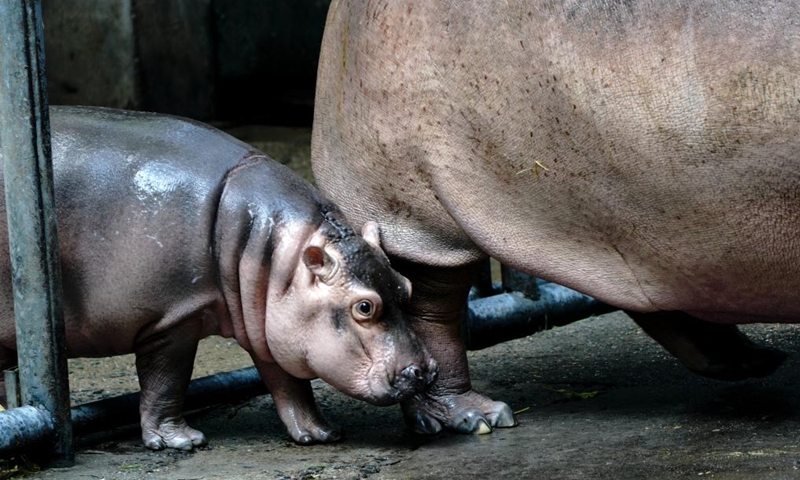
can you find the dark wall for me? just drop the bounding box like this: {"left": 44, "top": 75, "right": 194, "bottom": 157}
{"left": 43, "top": 0, "right": 139, "bottom": 110}
{"left": 135, "top": 0, "right": 217, "bottom": 121}
{"left": 43, "top": 0, "right": 332, "bottom": 125}
{"left": 214, "top": 1, "right": 331, "bottom": 124}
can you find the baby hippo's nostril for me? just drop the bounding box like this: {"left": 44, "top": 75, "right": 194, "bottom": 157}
{"left": 394, "top": 364, "right": 428, "bottom": 399}
{"left": 393, "top": 360, "right": 438, "bottom": 401}
{"left": 401, "top": 364, "right": 424, "bottom": 382}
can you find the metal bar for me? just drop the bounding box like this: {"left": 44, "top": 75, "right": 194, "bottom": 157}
{"left": 500, "top": 264, "right": 541, "bottom": 300}
{"left": 4, "top": 370, "right": 21, "bottom": 410}
{"left": 464, "top": 282, "right": 618, "bottom": 350}
{"left": 72, "top": 367, "right": 265, "bottom": 434}
{"left": 0, "top": 0, "right": 73, "bottom": 466}
{"left": 0, "top": 406, "right": 54, "bottom": 453}
{"left": 470, "top": 259, "right": 496, "bottom": 299}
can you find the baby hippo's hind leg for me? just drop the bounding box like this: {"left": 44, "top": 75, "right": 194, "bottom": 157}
{"left": 251, "top": 357, "right": 342, "bottom": 445}
{"left": 627, "top": 310, "right": 787, "bottom": 381}
{"left": 135, "top": 319, "right": 206, "bottom": 451}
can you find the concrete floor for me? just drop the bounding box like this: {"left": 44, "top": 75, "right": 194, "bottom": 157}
{"left": 14, "top": 311, "right": 800, "bottom": 480}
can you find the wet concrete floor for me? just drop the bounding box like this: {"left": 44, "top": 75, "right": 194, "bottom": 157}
{"left": 16, "top": 311, "right": 800, "bottom": 480}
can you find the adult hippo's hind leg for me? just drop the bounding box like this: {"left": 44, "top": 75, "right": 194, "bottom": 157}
{"left": 395, "top": 260, "right": 517, "bottom": 435}
{"left": 135, "top": 319, "right": 207, "bottom": 451}
{"left": 628, "top": 310, "right": 787, "bottom": 381}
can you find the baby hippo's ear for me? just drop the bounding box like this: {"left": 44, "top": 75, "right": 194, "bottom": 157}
{"left": 303, "top": 246, "right": 337, "bottom": 284}
{"left": 362, "top": 221, "right": 381, "bottom": 249}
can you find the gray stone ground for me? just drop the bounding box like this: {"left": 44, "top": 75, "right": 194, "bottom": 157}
{"left": 11, "top": 312, "right": 800, "bottom": 480}
{"left": 5, "top": 127, "right": 800, "bottom": 479}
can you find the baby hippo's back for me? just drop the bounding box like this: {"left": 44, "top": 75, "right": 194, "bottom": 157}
{"left": 0, "top": 106, "right": 255, "bottom": 358}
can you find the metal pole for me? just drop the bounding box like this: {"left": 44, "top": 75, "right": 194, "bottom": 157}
{"left": 4, "top": 370, "right": 21, "bottom": 410}
{"left": 500, "top": 264, "right": 541, "bottom": 300}
{"left": 0, "top": 0, "right": 73, "bottom": 466}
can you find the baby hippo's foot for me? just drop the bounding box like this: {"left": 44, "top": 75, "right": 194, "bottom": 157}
{"left": 282, "top": 407, "right": 342, "bottom": 445}
{"left": 141, "top": 417, "right": 207, "bottom": 451}
{"left": 253, "top": 359, "right": 343, "bottom": 445}
{"left": 402, "top": 389, "right": 518, "bottom": 435}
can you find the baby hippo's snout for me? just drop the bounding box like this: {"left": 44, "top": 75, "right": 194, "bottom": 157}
{"left": 394, "top": 358, "right": 439, "bottom": 400}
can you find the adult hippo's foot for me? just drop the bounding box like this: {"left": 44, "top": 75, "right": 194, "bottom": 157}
{"left": 403, "top": 389, "right": 517, "bottom": 435}
{"left": 628, "top": 310, "right": 787, "bottom": 381}
{"left": 392, "top": 261, "right": 519, "bottom": 435}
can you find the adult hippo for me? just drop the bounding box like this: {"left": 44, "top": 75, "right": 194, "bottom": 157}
{"left": 0, "top": 106, "right": 437, "bottom": 449}
{"left": 311, "top": 0, "right": 800, "bottom": 435}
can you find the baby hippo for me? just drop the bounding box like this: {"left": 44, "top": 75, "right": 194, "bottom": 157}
{"left": 0, "top": 106, "right": 437, "bottom": 450}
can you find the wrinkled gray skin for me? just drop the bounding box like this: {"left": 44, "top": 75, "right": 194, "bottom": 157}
{"left": 312, "top": 0, "right": 800, "bottom": 435}
{"left": 0, "top": 106, "right": 437, "bottom": 450}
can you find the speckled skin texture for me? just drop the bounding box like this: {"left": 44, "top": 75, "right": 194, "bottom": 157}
{"left": 0, "top": 106, "right": 436, "bottom": 450}
{"left": 311, "top": 0, "right": 800, "bottom": 435}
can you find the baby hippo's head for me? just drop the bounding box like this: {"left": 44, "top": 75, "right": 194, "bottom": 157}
{"left": 267, "top": 213, "right": 437, "bottom": 405}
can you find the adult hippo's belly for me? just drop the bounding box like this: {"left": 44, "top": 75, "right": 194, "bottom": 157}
{"left": 311, "top": 0, "right": 800, "bottom": 434}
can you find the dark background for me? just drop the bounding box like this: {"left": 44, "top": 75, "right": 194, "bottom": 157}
{"left": 43, "top": 0, "right": 332, "bottom": 126}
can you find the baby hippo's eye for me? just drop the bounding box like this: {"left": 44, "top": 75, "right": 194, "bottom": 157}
{"left": 352, "top": 300, "right": 374, "bottom": 321}
{"left": 358, "top": 301, "right": 372, "bottom": 315}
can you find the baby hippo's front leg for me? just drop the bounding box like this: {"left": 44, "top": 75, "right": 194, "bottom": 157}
{"left": 251, "top": 357, "right": 342, "bottom": 444}
{"left": 135, "top": 320, "right": 206, "bottom": 451}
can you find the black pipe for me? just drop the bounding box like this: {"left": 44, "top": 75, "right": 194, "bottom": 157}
{"left": 71, "top": 366, "right": 266, "bottom": 435}
{"left": 464, "top": 282, "right": 618, "bottom": 350}
{"left": 71, "top": 285, "right": 615, "bottom": 434}
{"left": 0, "top": 280, "right": 616, "bottom": 447}
{"left": 0, "top": 406, "right": 54, "bottom": 452}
